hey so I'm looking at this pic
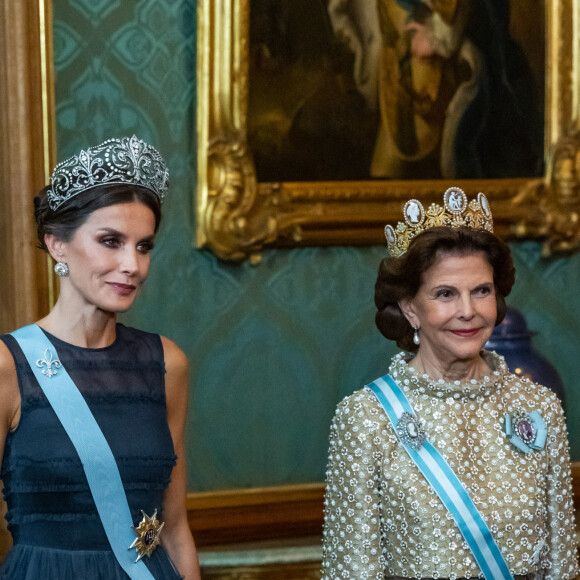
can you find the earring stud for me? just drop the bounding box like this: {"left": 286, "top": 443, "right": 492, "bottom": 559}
{"left": 54, "top": 262, "right": 69, "bottom": 277}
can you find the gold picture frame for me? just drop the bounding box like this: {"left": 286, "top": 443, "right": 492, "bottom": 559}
{"left": 196, "top": 0, "right": 580, "bottom": 261}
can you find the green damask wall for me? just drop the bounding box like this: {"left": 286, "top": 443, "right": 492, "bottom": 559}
{"left": 52, "top": 0, "right": 580, "bottom": 492}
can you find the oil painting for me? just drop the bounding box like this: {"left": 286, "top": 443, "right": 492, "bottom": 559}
{"left": 196, "top": 0, "right": 576, "bottom": 261}
{"left": 248, "top": 0, "right": 545, "bottom": 183}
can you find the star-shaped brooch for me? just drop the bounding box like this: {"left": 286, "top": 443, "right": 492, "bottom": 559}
{"left": 129, "top": 509, "right": 165, "bottom": 562}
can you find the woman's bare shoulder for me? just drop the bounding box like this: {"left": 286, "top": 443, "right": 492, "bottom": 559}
{"left": 159, "top": 336, "right": 189, "bottom": 376}
{"left": 0, "top": 340, "right": 17, "bottom": 378}
{"left": 0, "top": 339, "right": 20, "bottom": 432}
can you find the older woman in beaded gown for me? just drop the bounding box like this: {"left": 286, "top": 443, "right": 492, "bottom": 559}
{"left": 321, "top": 188, "right": 578, "bottom": 579}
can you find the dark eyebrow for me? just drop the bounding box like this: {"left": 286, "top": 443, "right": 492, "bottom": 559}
{"left": 430, "top": 282, "right": 494, "bottom": 292}
{"left": 98, "top": 227, "right": 124, "bottom": 237}
{"left": 98, "top": 228, "right": 155, "bottom": 243}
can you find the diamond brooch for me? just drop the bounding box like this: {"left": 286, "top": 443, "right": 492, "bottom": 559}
{"left": 396, "top": 412, "right": 426, "bottom": 450}
{"left": 36, "top": 348, "right": 62, "bottom": 378}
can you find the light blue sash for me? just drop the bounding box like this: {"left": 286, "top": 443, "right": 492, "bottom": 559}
{"left": 11, "top": 324, "right": 156, "bottom": 580}
{"left": 368, "top": 374, "right": 513, "bottom": 580}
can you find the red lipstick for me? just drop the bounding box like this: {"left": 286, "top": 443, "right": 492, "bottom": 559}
{"left": 450, "top": 329, "right": 479, "bottom": 337}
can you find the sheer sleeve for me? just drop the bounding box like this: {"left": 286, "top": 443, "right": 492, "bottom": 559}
{"left": 543, "top": 398, "right": 579, "bottom": 579}
{"left": 321, "top": 390, "right": 387, "bottom": 580}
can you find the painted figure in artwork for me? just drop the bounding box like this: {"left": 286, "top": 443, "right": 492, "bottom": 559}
{"left": 328, "top": 0, "right": 543, "bottom": 179}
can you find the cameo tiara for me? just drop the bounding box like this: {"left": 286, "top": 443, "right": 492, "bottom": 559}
{"left": 385, "top": 187, "right": 494, "bottom": 257}
{"left": 46, "top": 135, "right": 169, "bottom": 210}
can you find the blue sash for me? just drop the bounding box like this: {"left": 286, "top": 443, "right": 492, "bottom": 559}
{"left": 368, "top": 374, "right": 513, "bottom": 580}
{"left": 11, "top": 324, "right": 156, "bottom": 580}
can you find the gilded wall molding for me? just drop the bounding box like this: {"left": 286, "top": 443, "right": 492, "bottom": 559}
{"left": 0, "top": 0, "right": 56, "bottom": 561}
{"left": 196, "top": 0, "right": 580, "bottom": 261}
{"left": 196, "top": 1, "right": 276, "bottom": 261}
{"left": 0, "top": 0, "right": 56, "bottom": 332}
{"left": 508, "top": 0, "right": 580, "bottom": 254}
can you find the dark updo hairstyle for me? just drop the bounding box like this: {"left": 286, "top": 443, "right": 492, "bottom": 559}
{"left": 375, "top": 226, "right": 515, "bottom": 352}
{"left": 34, "top": 183, "right": 162, "bottom": 252}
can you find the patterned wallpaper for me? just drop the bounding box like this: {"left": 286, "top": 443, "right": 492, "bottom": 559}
{"left": 53, "top": 0, "right": 580, "bottom": 492}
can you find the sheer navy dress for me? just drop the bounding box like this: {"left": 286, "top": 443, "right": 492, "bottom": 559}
{"left": 0, "top": 324, "right": 183, "bottom": 579}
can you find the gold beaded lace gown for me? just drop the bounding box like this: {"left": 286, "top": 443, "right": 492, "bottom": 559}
{"left": 321, "top": 351, "right": 578, "bottom": 580}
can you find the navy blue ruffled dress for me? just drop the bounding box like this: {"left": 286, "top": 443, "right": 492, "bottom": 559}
{"left": 0, "top": 324, "right": 183, "bottom": 579}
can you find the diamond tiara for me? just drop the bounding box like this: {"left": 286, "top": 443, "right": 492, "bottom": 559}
{"left": 47, "top": 135, "right": 169, "bottom": 210}
{"left": 384, "top": 187, "right": 494, "bottom": 257}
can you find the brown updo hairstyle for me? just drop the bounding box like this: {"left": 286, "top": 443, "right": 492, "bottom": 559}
{"left": 34, "top": 183, "right": 162, "bottom": 252}
{"left": 375, "top": 226, "right": 516, "bottom": 352}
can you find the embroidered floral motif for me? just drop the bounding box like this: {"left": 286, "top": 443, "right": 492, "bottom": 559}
{"left": 35, "top": 348, "right": 62, "bottom": 378}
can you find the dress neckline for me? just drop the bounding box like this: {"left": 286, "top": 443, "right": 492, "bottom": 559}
{"left": 38, "top": 323, "right": 122, "bottom": 352}
{"left": 388, "top": 350, "right": 509, "bottom": 399}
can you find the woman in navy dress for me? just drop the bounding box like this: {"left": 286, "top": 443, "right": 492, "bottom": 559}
{"left": 0, "top": 136, "right": 201, "bottom": 579}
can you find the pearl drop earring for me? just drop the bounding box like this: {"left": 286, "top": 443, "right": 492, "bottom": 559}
{"left": 413, "top": 326, "right": 420, "bottom": 346}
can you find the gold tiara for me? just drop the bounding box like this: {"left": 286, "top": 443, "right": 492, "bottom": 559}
{"left": 385, "top": 187, "right": 494, "bottom": 257}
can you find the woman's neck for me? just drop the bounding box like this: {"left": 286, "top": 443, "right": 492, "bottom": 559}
{"left": 409, "top": 349, "right": 490, "bottom": 382}
{"left": 37, "top": 300, "right": 117, "bottom": 349}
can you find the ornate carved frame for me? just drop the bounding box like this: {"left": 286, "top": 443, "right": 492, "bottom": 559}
{"left": 196, "top": 0, "right": 580, "bottom": 261}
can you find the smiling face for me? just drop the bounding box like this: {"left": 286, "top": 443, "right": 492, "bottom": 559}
{"left": 399, "top": 252, "right": 498, "bottom": 368}
{"left": 46, "top": 201, "right": 156, "bottom": 314}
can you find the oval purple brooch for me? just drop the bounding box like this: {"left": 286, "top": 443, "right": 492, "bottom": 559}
{"left": 505, "top": 410, "right": 546, "bottom": 453}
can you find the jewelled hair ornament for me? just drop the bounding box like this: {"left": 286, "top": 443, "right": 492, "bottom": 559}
{"left": 384, "top": 187, "right": 494, "bottom": 257}
{"left": 46, "top": 135, "right": 169, "bottom": 210}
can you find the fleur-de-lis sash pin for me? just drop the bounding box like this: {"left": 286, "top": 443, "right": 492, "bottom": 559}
{"left": 36, "top": 348, "right": 62, "bottom": 378}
